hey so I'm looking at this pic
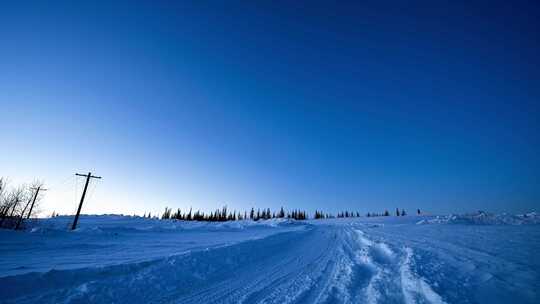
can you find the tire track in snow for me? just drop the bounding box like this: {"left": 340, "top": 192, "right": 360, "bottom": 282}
{"left": 246, "top": 231, "right": 341, "bottom": 304}
{"left": 173, "top": 227, "right": 378, "bottom": 304}
{"left": 352, "top": 228, "right": 400, "bottom": 303}
{"left": 172, "top": 229, "right": 323, "bottom": 304}
{"left": 353, "top": 229, "right": 383, "bottom": 304}
{"left": 353, "top": 228, "right": 446, "bottom": 304}
{"left": 173, "top": 227, "right": 347, "bottom": 304}
{"left": 399, "top": 247, "right": 446, "bottom": 304}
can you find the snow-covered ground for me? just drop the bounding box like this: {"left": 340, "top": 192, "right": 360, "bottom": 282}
{"left": 0, "top": 214, "right": 538, "bottom": 303}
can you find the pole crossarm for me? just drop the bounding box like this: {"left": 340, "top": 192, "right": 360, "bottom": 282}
{"left": 76, "top": 173, "right": 102, "bottom": 179}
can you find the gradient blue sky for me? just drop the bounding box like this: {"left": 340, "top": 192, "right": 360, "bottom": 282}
{"left": 1, "top": 1, "right": 538, "bottom": 216}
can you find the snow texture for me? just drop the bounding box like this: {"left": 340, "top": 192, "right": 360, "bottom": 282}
{"left": 0, "top": 214, "right": 538, "bottom": 303}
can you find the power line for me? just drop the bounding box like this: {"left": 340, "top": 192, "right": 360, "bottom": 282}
{"left": 47, "top": 175, "right": 75, "bottom": 192}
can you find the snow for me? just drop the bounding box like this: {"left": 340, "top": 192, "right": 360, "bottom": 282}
{"left": 416, "top": 211, "right": 540, "bottom": 225}
{"left": 0, "top": 214, "right": 539, "bottom": 303}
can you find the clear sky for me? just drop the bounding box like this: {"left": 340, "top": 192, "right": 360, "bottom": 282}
{"left": 0, "top": 1, "right": 538, "bottom": 216}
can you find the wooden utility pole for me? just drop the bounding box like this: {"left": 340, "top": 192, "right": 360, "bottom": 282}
{"left": 15, "top": 190, "right": 36, "bottom": 230}
{"left": 72, "top": 172, "right": 101, "bottom": 230}
{"left": 27, "top": 186, "right": 47, "bottom": 219}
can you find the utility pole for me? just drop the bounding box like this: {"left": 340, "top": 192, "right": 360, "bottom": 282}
{"left": 16, "top": 194, "right": 32, "bottom": 230}
{"left": 15, "top": 186, "right": 47, "bottom": 230}
{"left": 72, "top": 172, "right": 101, "bottom": 230}
{"left": 27, "top": 186, "right": 47, "bottom": 219}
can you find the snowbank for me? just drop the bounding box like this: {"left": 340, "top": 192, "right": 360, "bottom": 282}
{"left": 23, "top": 215, "right": 299, "bottom": 234}
{"left": 416, "top": 211, "right": 540, "bottom": 225}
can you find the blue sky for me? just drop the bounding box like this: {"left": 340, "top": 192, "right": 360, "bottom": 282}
{"left": 0, "top": 1, "right": 538, "bottom": 216}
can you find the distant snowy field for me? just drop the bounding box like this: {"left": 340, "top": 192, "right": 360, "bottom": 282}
{"left": 0, "top": 213, "right": 538, "bottom": 304}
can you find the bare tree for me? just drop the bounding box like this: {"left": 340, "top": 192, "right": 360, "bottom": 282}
{"left": 0, "top": 185, "right": 27, "bottom": 228}
{"left": 0, "top": 177, "right": 9, "bottom": 218}
{"left": 0, "top": 177, "right": 5, "bottom": 198}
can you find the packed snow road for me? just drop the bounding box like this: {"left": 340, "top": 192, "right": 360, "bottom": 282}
{"left": 0, "top": 215, "right": 538, "bottom": 303}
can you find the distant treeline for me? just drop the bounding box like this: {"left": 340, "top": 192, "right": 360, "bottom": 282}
{"left": 160, "top": 206, "right": 307, "bottom": 221}
{"left": 157, "top": 206, "right": 421, "bottom": 222}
